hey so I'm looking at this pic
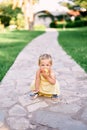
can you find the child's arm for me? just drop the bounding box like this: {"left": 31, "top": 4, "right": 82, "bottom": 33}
{"left": 41, "top": 69, "right": 56, "bottom": 85}
{"left": 35, "top": 69, "right": 40, "bottom": 92}
{"left": 46, "top": 71, "right": 56, "bottom": 85}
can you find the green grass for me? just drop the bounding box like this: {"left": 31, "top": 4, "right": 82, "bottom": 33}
{"left": 0, "top": 30, "right": 44, "bottom": 81}
{"left": 58, "top": 27, "right": 87, "bottom": 72}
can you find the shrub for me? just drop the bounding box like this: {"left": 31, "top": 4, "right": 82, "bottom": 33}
{"left": 66, "top": 20, "right": 87, "bottom": 28}
{"left": 50, "top": 21, "right": 66, "bottom": 28}
{"left": 0, "top": 4, "right": 22, "bottom": 27}
{"left": 0, "top": 15, "right": 11, "bottom": 26}
{"left": 50, "top": 20, "right": 87, "bottom": 28}
{"left": 50, "top": 21, "right": 57, "bottom": 28}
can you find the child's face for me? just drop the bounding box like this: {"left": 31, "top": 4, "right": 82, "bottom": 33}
{"left": 39, "top": 59, "right": 52, "bottom": 71}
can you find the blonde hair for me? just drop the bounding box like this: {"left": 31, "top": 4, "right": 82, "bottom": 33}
{"left": 38, "top": 54, "right": 52, "bottom": 65}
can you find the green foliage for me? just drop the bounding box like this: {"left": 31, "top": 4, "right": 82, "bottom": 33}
{"left": 66, "top": 20, "right": 87, "bottom": 28}
{"left": 50, "top": 21, "right": 58, "bottom": 28}
{"left": 16, "top": 13, "right": 25, "bottom": 29}
{"left": 0, "top": 4, "right": 22, "bottom": 18}
{"left": 50, "top": 19, "right": 87, "bottom": 28}
{"left": 0, "top": 4, "right": 22, "bottom": 27}
{"left": 74, "top": 0, "right": 87, "bottom": 8}
{"left": 58, "top": 27, "right": 87, "bottom": 72}
{"left": 0, "top": 15, "right": 11, "bottom": 26}
{"left": 0, "top": 30, "right": 44, "bottom": 81}
{"left": 34, "top": 24, "right": 46, "bottom": 31}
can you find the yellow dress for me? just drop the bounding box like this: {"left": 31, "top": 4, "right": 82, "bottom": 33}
{"left": 30, "top": 74, "right": 60, "bottom": 97}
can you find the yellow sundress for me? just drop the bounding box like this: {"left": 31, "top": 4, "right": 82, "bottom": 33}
{"left": 30, "top": 74, "right": 60, "bottom": 97}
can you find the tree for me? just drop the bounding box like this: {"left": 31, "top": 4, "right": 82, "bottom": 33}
{"left": 0, "top": 1, "right": 22, "bottom": 27}
{"left": 74, "top": 0, "right": 87, "bottom": 8}
{"left": 0, "top": 0, "right": 82, "bottom": 29}
{"left": 12, "top": 0, "right": 34, "bottom": 30}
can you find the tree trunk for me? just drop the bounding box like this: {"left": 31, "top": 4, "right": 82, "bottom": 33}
{"left": 12, "top": 0, "right": 34, "bottom": 30}
{"left": 23, "top": 0, "right": 34, "bottom": 30}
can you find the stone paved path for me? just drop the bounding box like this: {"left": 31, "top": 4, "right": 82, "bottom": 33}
{"left": 0, "top": 29, "right": 87, "bottom": 130}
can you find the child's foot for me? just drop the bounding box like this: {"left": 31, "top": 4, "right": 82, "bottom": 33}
{"left": 51, "top": 95, "right": 59, "bottom": 103}
{"left": 30, "top": 91, "right": 38, "bottom": 99}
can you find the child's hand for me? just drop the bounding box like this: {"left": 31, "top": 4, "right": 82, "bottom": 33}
{"left": 41, "top": 69, "right": 49, "bottom": 79}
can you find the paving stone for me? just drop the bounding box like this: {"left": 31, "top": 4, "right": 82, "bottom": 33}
{"left": 0, "top": 122, "right": 3, "bottom": 128}
{"left": 63, "top": 97, "right": 80, "bottom": 104}
{"left": 0, "top": 29, "right": 87, "bottom": 130}
{"left": 7, "top": 117, "right": 30, "bottom": 130}
{"left": 0, "top": 97, "right": 17, "bottom": 108}
{"left": 0, "top": 110, "right": 9, "bottom": 128}
{"left": 49, "top": 103, "right": 81, "bottom": 114}
{"left": 0, "top": 125, "right": 10, "bottom": 130}
{"left": 0, "top": 111, "right": 4, "bottom": 126}
{"left": 27, "top": 101, "right": 48, "bottom": 112}
{"left": 35, "top": 125, "right": 49, "bottom": 130}
{"left": 31, "top": 110, "right": 87, "bottom": 130}
{"left": 18, "top": 94, "right": 40, "bottom": 106}
{"left": 8, "top": 104, "right": 27, "bottom": 116}
{"left": 81, "top": 107, "right": 87, "bottom": 122}
{"left": 1, "top": 87, "right": 15, "bottom": 98}
{"left": 72, "top": 65, "right": 85, "bottom": 72}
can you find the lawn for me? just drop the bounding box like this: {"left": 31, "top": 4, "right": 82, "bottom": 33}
{"left": 0, "top": 30, "right": 44, "bottom": 81}
{"left": 58, "top": 27, "right": 87, "bottom": 72}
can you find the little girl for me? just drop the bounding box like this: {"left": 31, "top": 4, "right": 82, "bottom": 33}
{"left": 30, "top": 53, "right": 60, "bottom": 100}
